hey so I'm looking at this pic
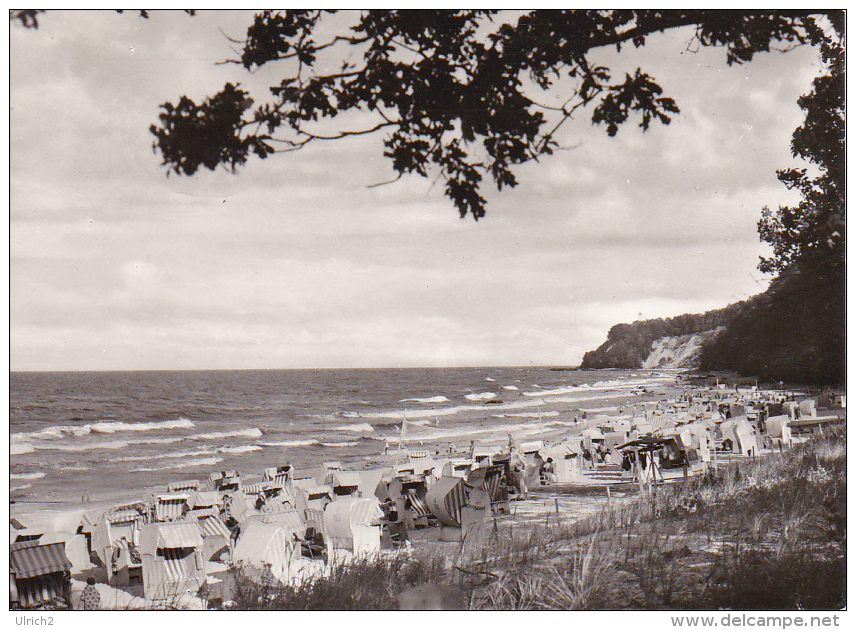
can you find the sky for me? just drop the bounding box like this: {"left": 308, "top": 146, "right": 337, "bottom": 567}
{"left": 8, "top": 10, "right": 824, "bottom": 371}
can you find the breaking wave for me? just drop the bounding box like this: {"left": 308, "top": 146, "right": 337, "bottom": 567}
{"left": 464, "top": 392, "right": 497, "bottom": 401}
{"left": 216, "top": 444, "right": 262, "bottom": 454}
{"left": 131, "top": 456, "right": 223, "bottom": 473}
{"left": 331, "top": 423, "right": 374, "bottom": 433}
{"left": 259, "top": 439, "right": 320, "bottom": 448}
{"left": 194, "top": 428, "right": 263, "bottom": 440}
{"left": 10, "top": 471, "right": 46, "bottom": 480}
{"left": 11, "top": 417, "right": 194, "bottom": 442}
{"left": 399, "top": 396, "right": 450, "bottom": 404}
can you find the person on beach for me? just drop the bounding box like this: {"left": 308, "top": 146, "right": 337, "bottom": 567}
{"left": 540, "top": 458, "right": 555, "bottom": 485}
{"left": 383, "top": 439, "right": 389, "bottom": 455}
{"left": 81, "top": 577, "right": 100, "bottom": 610}
{"left": 509, "top": 447, "right": 528, "bottom": 499}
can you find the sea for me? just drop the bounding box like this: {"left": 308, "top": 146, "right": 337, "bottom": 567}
{"left": 9, "top": 367, "right": 675, "bottom": 506}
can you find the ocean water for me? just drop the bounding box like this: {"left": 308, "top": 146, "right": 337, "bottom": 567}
{"left": 9, "top": 367, "right": 673, "bottom": 504}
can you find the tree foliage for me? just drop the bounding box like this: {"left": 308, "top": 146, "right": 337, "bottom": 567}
{"left": 757, "top": 15, "right": 844, "bottom": 275}
{"left": 144, "top": 10, "right": 828, "bottom": 220}
{"left": 699, "top": 261, "right": 844, "bottom": 384}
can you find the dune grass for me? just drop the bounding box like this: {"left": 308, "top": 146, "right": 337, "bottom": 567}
{"left": 230, "top": 432, "right": 846, "bottom": 610}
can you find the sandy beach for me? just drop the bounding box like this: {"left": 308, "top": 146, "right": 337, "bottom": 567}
{"left": 10, "top": 369, "right": 845, "bottom": 611}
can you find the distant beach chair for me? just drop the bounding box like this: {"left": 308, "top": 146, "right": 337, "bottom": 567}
{"left": 263, "top": 465, "right": 293, "bottom": 489}
{"left": 479, "top": 462, "right": 509, "bottom": 515}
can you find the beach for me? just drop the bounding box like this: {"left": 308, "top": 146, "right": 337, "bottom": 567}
{"left": 10, "top": 367, "right": 678, "bottom": 514}
{"left": 10, "top": 366, "right": 844, "bottom": 610}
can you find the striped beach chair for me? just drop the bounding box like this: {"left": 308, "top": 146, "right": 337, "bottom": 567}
{"left": 405, "top": 489, "right": 431, "bottom": 529}
{"left": 478, "top": 464, "right": 509, "bottom": 515}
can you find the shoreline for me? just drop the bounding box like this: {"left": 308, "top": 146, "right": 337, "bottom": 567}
{"left": 10, "top": 370, "right": 840, "bottom": 551}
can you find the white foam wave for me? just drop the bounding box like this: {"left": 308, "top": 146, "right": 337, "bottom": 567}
{"left": 345, "top": 388, "right": 645, "bottom": 423}
{"left": 522, "top": 385, "right": 588, "bottom": 397}
{"left": 400, "top": 396, "right": 450, "bottom": 404}
{"left": 464, "top": 392, "right": 497, "bottom": 401}
{"left": 503, "top": 385, "right": 519, "bottom": 391}
{"left": 11, "top": 425, "right": 91, "bottom": 442}
{"left": 331, "top": 423, "right": 374, "bottom": 433}
{"left": 484, "top": 377, "right": 495, "bottom": 382}
{"left": 131, "top": 456, "right": 223, "bottom": 473}
{"left": 35, "top": 439, "right": 132, "bottom": 452}
{"left": 116, "top": 447, "right": 211, "bottom": 463}
{"left": 134, "top": 436, "right": 185, "bottom": 445}
{"left": 10, "top": 484, "right": 32, "bottom": 492}
{"left": 216, "top": 445, "right": 262, "bottom": 454}
{"left": 10, "top": 471, "right": 46, "bottom": 480}
{"left": 194, "top": 428, "right": 263, "bottom": 440}
{"left": 320, "top": 441, "right": 360, "bottom": 447}
{"left": 11, "top": 417, "right": 195, "bottom": 443}
{"left": 259, "top": 439, "right": 320, "bottom": 448}
{"left": 495, "top": 410, "right": 560, "bottom": 418}
{"left": 19, "top": 437, "right": 185, "bottom": 455}
{"left": 89, "top": 418, "right": 195, "bottom": 433}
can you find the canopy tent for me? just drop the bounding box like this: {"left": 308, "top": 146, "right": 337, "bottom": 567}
{"left": 719, "top": 419, "right": 759, "bottom": 455}
{"left": 260, "top": 509, "right": 306, "bottom": 537}
{"left": 189, "top": 513, "right": 232, "bottom": 571}
{"left": 167, "top": 479, "right": 200, "bottom": 493}
{"left": 543, "top": 440, "right": 584, "bottom": 483}
{"left": 322, "top": 497, "right": 383, "bottom": 562}
{"left": 783, "top": 401, "right": 800, "bottom": 419}
{"left": 441, "top": 459, "right": 474, "bottom": 478}
{"left": 241, "top": 480, "right": 279, "bottom": 496}
{"left": 728, "top": 404, "right": 747, "bottom": 419}
{"left": 94, "top": 508, "right": 142, "bottom": 584}
{"left": 798, "top": 399, "right": 817, "bottom": 419}
{"left": 331, "top": 471, "right": 363, "bottom": 498}
{"left": 232, "top": 521, "right": 299, "bottom": 586}
{"left": 108, "top": 536, "right": 144, "bottom": 587}
{"left": 224, "top": 491, "right": 256, "bottom": 524}
{"left": 263, "top": 465, "right": 293, "bottom": 488}
{"left": 138, "top": 521, "right": 205, "bottom": 601}
{"left": 358, "top": 468, "right": 388, "bottom": 499}
{"left": 385, "top": 474, "right": 432, "bottom": 530}
{"left": 292, "top": 481, "right": 333, "bottom": 513}
{"left": 425, "top": 476, "right": 467, "bottom": 527}
{"left": 765, "top": 415, "right": 792, "bottom": 447}
{"left": 210, "top": 471, "right": 241, "bottom": 491}
{"left": 189, "top": 491, "right": 222, "bottom": 511}
{"left": 154, "top": 494, "right": 190, "bottom": 522}
{"left": 10, "top": 540, "right": 72, "bottom": 609}
{"left": 10, "top": 539, "right": 71, "bottom": 579}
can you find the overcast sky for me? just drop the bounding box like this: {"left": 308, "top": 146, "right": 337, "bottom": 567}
{"left": 9, "top": 10, "right": 823, "bottom": 371}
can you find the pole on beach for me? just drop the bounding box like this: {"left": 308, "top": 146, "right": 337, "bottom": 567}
{"left": 395, "top": 412, "right": 408, "bottom": 466}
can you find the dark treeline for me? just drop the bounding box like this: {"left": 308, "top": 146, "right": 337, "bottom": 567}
{"left": 698, "top": 260, "right": 844, "bottom": 385}
{"left": 580, "top": 259, "right": 844, "bottom": 386}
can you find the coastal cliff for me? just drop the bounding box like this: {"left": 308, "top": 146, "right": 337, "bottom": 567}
{"left": 581, "top": 260, "right": 844, "bottom": 385}
{"left": 641, "top": 329, "right": 723, "bottom": 369}
{"left": 580, "top": 303, "right": 745, "bottom": 370}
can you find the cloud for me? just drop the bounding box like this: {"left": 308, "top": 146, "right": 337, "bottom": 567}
{"left": 9, "top": 11, "right": 822, "bottom": 370}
